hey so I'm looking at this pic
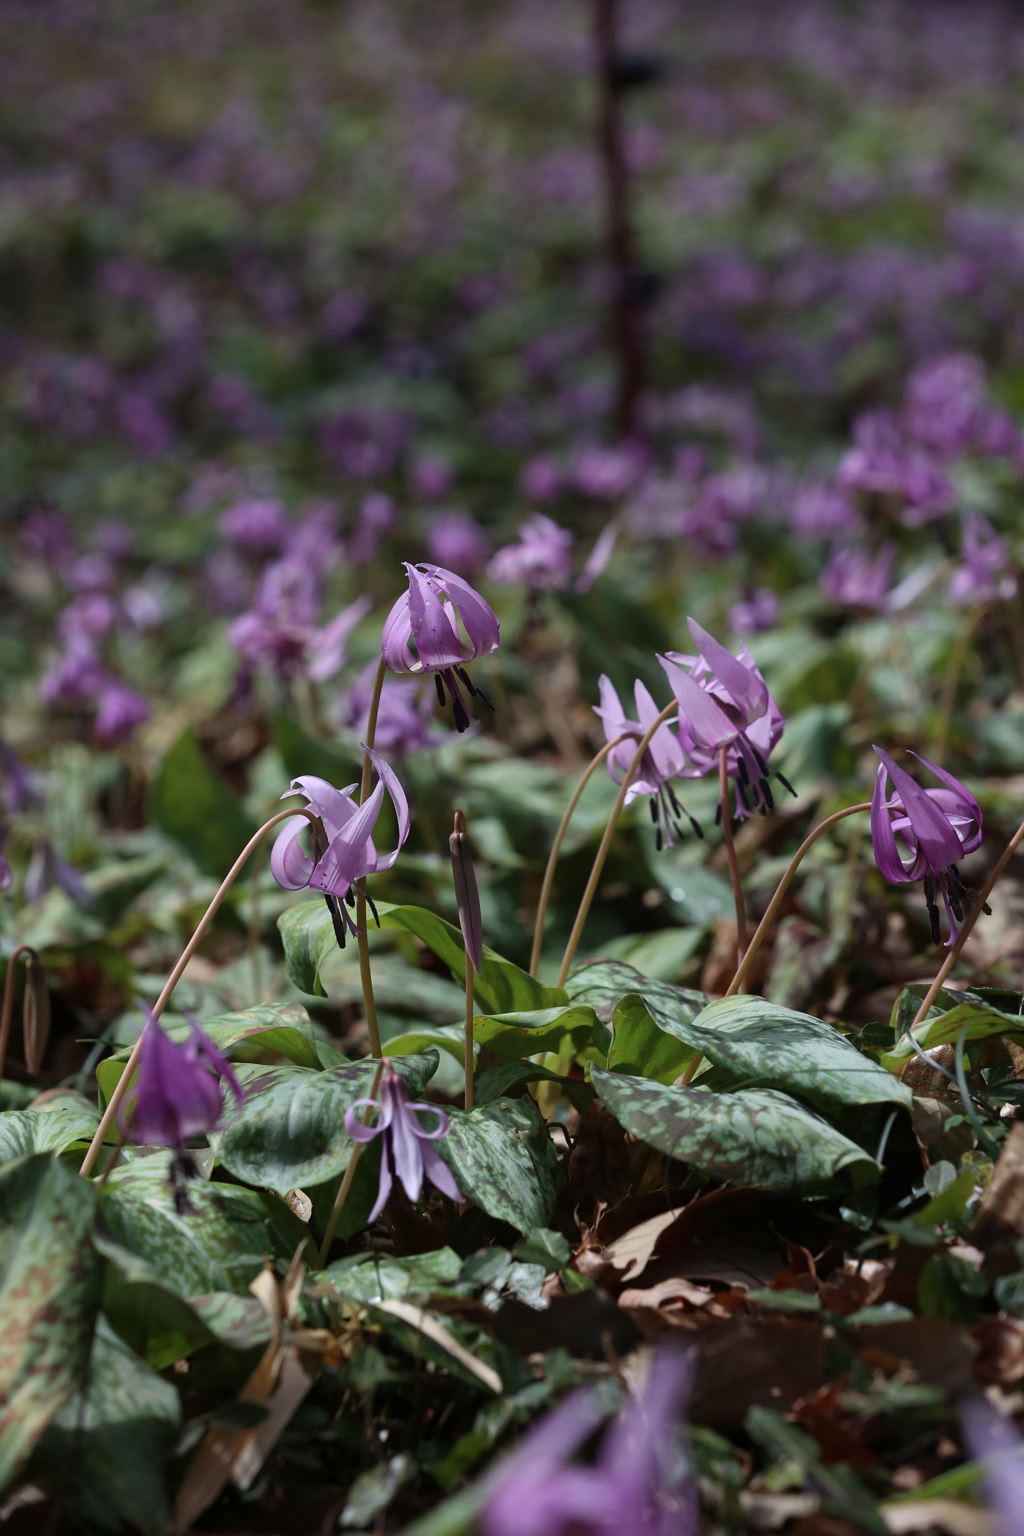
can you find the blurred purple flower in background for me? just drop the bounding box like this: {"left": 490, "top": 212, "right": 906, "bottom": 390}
{"left": 480, "top": 1347, "right": 693, "bottom": 1536}
{"left": 871, "top": 746, "right": 984, "bottom": 945}
{"left": 730, "top": 589, "right": 779, "bottom": 635}
{"left": 122, "top": 1011, "right": 243, "bottom": 1152}
{"left": 218, "top": 496, "right": 291, "bottom": 552}
{"left": 0, "top": 742, "right": 41, "bottom": 814}
{"left": 348, "top": 492, "right": 398, "bottom": 565}
{"left": 411, "top": 454, "right": 453, "bottom": 501}
{"left": 489, "top": 514, "right": 574, "bottom": 590}
{"left": 94, "top": 678, "right": 150, "bottom": 745}
{"left": 949, "top": 514, "right": 1017, "bottom": 605}
{"left": 25, "top": 841, "right": 92, "bottom": 907}
{"left": 521, "top": 455, "right": 563, "bottom": 502}
{"left": 342, "top": 663, "right": 437, "bottom": 758}
{"left": 962, "top": 1399, "right": 1024, "bottom": 1536}
{"left": 571, "top": 443, "right": 644, "bottom": 500}
{"left": 344, "top": 1060, "right": 461, "bottom": 1222}
{"left": 820, "top": 543, "right": 896, "bottom": 611}
{"left": 424, "top": 510, "right": 488, "bottom": 575}
{"left": 381, "top": 563, "right": 499, "bottom": 731}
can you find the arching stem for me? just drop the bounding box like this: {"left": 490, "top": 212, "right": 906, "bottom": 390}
{"left": 0, "top": 945, "right": 36, "bottom": 1094}
{"left": 530, "top": 734, "right": 630, "bottom": 977}
{"left": 556, "top": 702, "right": 676, "bottom": 988}
{"left": 911, "top": 814, "right": 1024, "bottom": 1028}
{"left": 725, "top": 802, "right": 872, "bottom": 998}
{"left": 718, "top": 747, "right": 747, "bottom": 963}
{"left": 356, "top": 655, "right": 388, "bottom": 1060}
{"left": 79, "top": 806, "right": 321, "bottom": 1177}
{"left": 318, "top": 1056, "right": 386, "bottom": 1266}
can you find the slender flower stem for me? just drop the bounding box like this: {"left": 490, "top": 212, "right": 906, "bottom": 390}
{"left": 355, "top": 655, "right": 388, "bottom": 1060}
{"left": 463, "top": 947, "right": 475, "bottom": 1111}
{"left": 725, "top": 802, "right": 872, "bottom": 998}
{"left": 530, "top": 734, "right": 630, "bottom": 977}
{"left": 79, "top": 806, "right": 321, "bottom": 1177}
{"left": 718, "top": 747, "right": 747, "bottom": 964}
{"left": 556, "top": 702, "right": 676, "bottom": 988}
{"left": 910, "top": 814, "right": 1024, "bottom": 1029}
{"left": 318, "top": 1056, "right": 386, "bottom": 1266}
{"left": 0, "top": 945, "right": 36, "bottom": 1094}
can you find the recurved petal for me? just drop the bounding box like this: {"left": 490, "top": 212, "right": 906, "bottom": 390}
{"left": 420, "top": 1138, "right": 462, "bottom": 1204}
{"left": 424, "top": 564, "right": 501, "bottom": 658}
{"left": 308, "top": 778, "right": 385, "bottom": 894}
{"left": 344, "top": 1097, "right": 384, "bottom": 1142}
{"left": 367, "top": 1138, "right": 394, "bottom": 1224}
{"left": 908, "top": 751, "right": 984, "bottom": 855}
{"left": 871, "top": 757, "right": 916, "bottom": 884}
{"left": 687, "top": 618, "right": 768, "bottom": 723}
{"left": 381, "top": 591, "right": 417, "bottom": 673}
{"left": 658, "top": 655, "right": 737, "bottom": 751}
{"left": 407, "top": 564, "right": 464, "bottom": 670}
{"left": 270, "top": 817, "right": 315, "bottom": 890}
{"left": 363, "top": 746, "right": 411, "bottom": 871}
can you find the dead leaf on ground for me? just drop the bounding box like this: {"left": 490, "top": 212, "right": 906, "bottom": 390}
{"left": 566, "top": 1099, "right": 633, "bottom": 1212}
{"left": 689, "top": 1317, "right": 831, "bottom": 1428}
{"left": 969, "top": 1315, "right": 1024, "bottom": 1384}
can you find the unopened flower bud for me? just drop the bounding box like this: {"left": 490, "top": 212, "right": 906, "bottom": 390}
{"left": 22, "top": 953, "right": 49, "bottom": 1075}
{"left": 449, "top": 809, "right": 483, "bottom": 972}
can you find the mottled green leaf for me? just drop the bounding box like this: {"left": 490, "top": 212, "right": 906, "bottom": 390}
{"left": 473, "top": 1004, "right": 603, "bottom": 1060}
{"left": 592, "top": 1069, "right": 878, "bottom": 1193}
{"left": 607, "top": 995, "right": 698, "bottom": 1084}
{"left": 278, "top": 899, "right": 337, "bottom": 996}
{"left": 35, "top": 1317, "right": 180, "bottom": 1536}
{"left": 647, "top": 995, "right": 913, "bottom": 1110}
{"left": 882, "top": 1001, "right": 1024, "bottom": 1072}
{"left": 94, "top": 1227, "right": 217, "bottom": 1370}
{"left": 99, "top": 1151, "right": 308, "bottom": 1294}
{"left": 324, "top": 1248, "right": 463, "bottom": 1304}
{"left": 0, "top": 1154, "right": 102, "bottom": 1490}
{"left": 0, "top": 1094, "right": 102, "bottom": 1164}
{"left": 566, "top": 958, "right": 707, "bottom": 1027}
{"left": 433, "top": 1096, "right": 564, "bottom": 1232}
{"left": 474, "top": 1058, "right": 592, "bottom": 1116}
{"left": 215, "top": 1052, "right": 439, "bottom": 1196}
{"left": 148, "top": 727, "right": 256, "bottom": 879}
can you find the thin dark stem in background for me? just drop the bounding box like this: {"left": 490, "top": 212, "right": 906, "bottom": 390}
{"left": 594, "top": 0, "right": 643, "bottom": 438}
{"left": 718, "top": 747, "right": 748, "bottom": 963}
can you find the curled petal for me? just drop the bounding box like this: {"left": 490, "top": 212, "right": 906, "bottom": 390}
{"left": 688, "top": 618, "right": 768, "bottom": 724}
{"left": 344, "top": 1097, "right": 384, "bottom": 1142}
{"left": 282, "top": 775, "right": 360, "bottom": 841}
{"left": 363, "top": 746, "right": 411, "bottom": 871}
{"left": 908, "top": 752, "right": 984, "bottom": 855}
{"left": 871, "top": 760, "right": 918, "bottom": 884}
{"left": 309, "top": 777, "right": 385, "bottom": 895}
{"left": 421, "top": 564, "right": 500, "bottom": 657}
{"left": 403, "top": 1101, "right": 451, "bottom": 1139}
{"left": 380, "top": 592, "right": 417, "bottom": 674}
{"left": 407, "top": 563, "right": 464, "bottom": 670}
{"left": 874, "top": 747, "right": 964, "bottom": 873}
{"left": 419, "top": 1138, "right": 462, "bottom": 1203}
{"left": 659, "top": 655, "right": 736, "bottom": 751}
{"left": 269, "top": 818, "right": 316, "bottom": 890}
{"left": 368, "top": 1139, "right": 394, "bottom": 1223}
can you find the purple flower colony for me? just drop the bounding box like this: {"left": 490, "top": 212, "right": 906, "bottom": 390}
{"left": 870, "top": 748, "right": 984, "bottom": 944}
{"left": 344, "top": 1060, "right": 461, "bottom": 1221}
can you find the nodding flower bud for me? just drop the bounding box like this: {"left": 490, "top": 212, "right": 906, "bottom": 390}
{"left": 22, "top": 953, "right": 49, "bottom": 1075}
{"left": 449, "top": 809, "right": 483, "bottom": 972}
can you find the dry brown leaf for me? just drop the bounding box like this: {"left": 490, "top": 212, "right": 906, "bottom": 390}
{"left": 969, "top": 1315, "right": 1024, "bottom": 1384}
{"left": 375, "top": 1299, "right": 502, "bottom": 1394}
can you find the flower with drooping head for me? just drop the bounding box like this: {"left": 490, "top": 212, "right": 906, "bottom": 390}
{"left": 659, "top": 620, "right": 791, "bottom": 820}
{"left": 488, "top": 514, "right": 574, "bottom": 591}
{"left": 949, "top": 514, "right": 1017, "bottom": 606}
{"left": 381, "top": 563, "right": 499, "bottom": 732}
{"left": 962, "top": 1398, "right": 1024, "bottom": 1536}
{"left": 270, "top": 752, "right": 411, "bottom": 946}
{"left": 121, "top": 1011, "right": 243, "bottom": 1152}
{"left": 424, "top": 510, "right": 488, "bottom": 575}
{"left": 871, "top": 746, "right": 984, "bottom": 945}
{"left": 344, "top": 1060, "right": 461, "bottom": 1221}
{"left": 479, "top": 1346, "right": 693, "bottom": 1536}
{"left": 594, "top": 677, "right": 702, "bottom": 850}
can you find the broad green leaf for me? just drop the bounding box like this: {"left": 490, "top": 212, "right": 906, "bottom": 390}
{"left": 385, "top": 1023, "right": 467, "bottom": 1064}
{"left": 607, "top": 995, "right": 698, "bottom": 1084}
{"left": 148, "top": 727, "right": 256, "bottom": 879}
{"left": 97, "top": 1002, "right": 323, "bottom": 1108}
{"left": 592, "top": 1069, "right": 878, "bottom": 1193}
{"left": 319, "top": 953, "right": 466, "bottom": 1021}
{"left": 645, "top": 995, "right": 913, "bottom": 1111}
{"left": 474, "top": 1058, "right": 592, "bottom": 1116}
{"left": 272, "top": 712, "right": 361, "bottom": 785}
{"left": 433, "top": 1096, "right": 565, "bottom": 1232}
{"left": 473, "top": 1004, "right": 604, "bottom": 1060}
{"left": 324, "top": 1248, "right": 463, "bottom": 1304}
{"left": 512, "top": 1228, "right": 571, "bottom": 1272}
{"left": 566, "top": 958, "right": 707, "bottom": 1027}
{"left": 36, "top": 1317, "right": 180, "bottom": 1536}
{"left": 882, "top": 1001, "right": 1024, "bottom": 1072}
{"left": 0, "top": 1094, "right": 102, "bottom": 1164}
{"left": 95, "top": 1227, "right": 218, "bottom": 1370}
{"left": 99, "top": 1151, "right": 308, "bottom": 1295}
{"left": 0, "top": 1154, "right": 102, "bottom": 1490}
{"left": 188, "top": 1290, "right": 275, "bottom": 1349}
{"left": 278, "top": 899, "right": 566, "bottom": 1013}
{"left": 215, "top": 1052, "right": 439, "bottom": 1196}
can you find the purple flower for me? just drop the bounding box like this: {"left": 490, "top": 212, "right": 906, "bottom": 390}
{"left": 0, "top": 830, "right": 11, "bottom": 894}
{"left": 820, "top": 543, "right": 896, "bottom": 611}
{"left": 480, "top": 1347, "right": 693, "bottom": 1536}
{"left": 488, "top": 515, "right": 574, "bottom": 591}
{"left": 575, "top": 522, "right": 619, "bottom": 594}
{"left": 381, "top": 564, "right": 499, "bottom": 732}
{"left": 871, "top": 747, "right": 984, "bottom": 945}
{"left": 594, "top": 677, "right": 700, "bottom": 849}
{"left": 94, "top": 678, "right": 150, "bottom": 745}
{"left": 411, "top": 454, "right": 453, "bottom": 501}
{"left": 344, "top": 1061, "right": 461, "bottom": 1222}
{"left": 949, "top": 514, "right": 1017, "bottom": 606}
{"left": 521, "top": 455, "right": 563, "bottom": 502}
{"left": 304, "top": 597, "right": 372, "bottom": 684}
{"left": 962, "top": 1399, "right": 1024, "bottom": 1536}
{"left": 791, "top": 483, "right": 861, "bottom": 538}
{"left": 59, "top": 594, "right": 118, "bottom": 641}
{"left": 347, "top": 492, "right": 398, "bottom": 565}
{"left": 122, "top": 1012, "right": 243, "bottom": 1151}
{"left": 94, "top": 521, "right": 134, "bottom": 561}
{"left": 571, "top": 444, "right": 643, "bottom": 501}
{"left": 904, "top": 354, "right": 984, "bottom": 456}
{"left": 730, "top": 589, "right": 779, "bottom": 636}
{"left": 342, "top": 664, "right": 438, "bottom": 758}
{"left": 270, "top": 753, "right": 411, "bottom": 946}
{"left": 218, "top": 497, "right": 291, "bottom": 551}
{"left": 228, "top": 560, "right": 366, "bottom": 684}
{"left": 25, "top": 841, "right": 92, "bottom": 907}
{"left": 40, "top": 640, "right": 104, "bottom": 708}
{"left": 67, "top": 554, "right": 117, "bottom": 594}
{"left": 659, "top": 620, "right": 790, "bottom": 819}
{"left": 0, "top": 742, "right": 41, "bottom": 814}
{"left": 424, "top": 511, "right": 488, "bottom": 575}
